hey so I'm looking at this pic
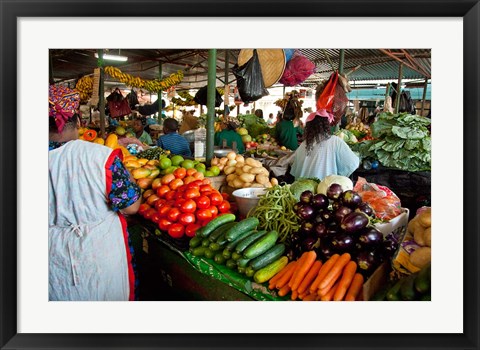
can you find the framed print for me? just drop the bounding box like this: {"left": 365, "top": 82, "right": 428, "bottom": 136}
{"left": 1, "top": 0, "right": 479, "bottom": 349}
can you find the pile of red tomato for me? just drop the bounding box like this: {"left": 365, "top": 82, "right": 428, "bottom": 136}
{"left": 137, "top": 167, "right": 235, "bottom": 239}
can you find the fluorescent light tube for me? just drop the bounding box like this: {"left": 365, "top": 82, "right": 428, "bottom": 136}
{"left": 94, "top": 53, "right": 128, "bottom": 62}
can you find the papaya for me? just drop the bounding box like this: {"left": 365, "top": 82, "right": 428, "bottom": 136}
{"left": 105, "top": 133, "right": 119, "bottom": 148}
{"left": 83, "top": 129, "right": 97, "bottom": 142}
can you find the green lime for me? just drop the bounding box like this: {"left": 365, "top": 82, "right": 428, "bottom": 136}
{"left": 170, "top": 155, "right": 185, "bottom": 166}
{"left": 159, "top": 157, "right": 172, "bottom": 170}
{"left": 209, "top": 165, "right": 220, "bottom": 176}
{"left": 181, "top": 159, "right": 195, "bottom": 169}
{"left": 195, "top": 166, "right": 206, "bottom": 174}
{"left": 204, "top": 170, "right": 215, "bottom": 177}
{"left": 196, "top": 162, "right": 206, "bottom": 169}
{"left": 164, "top": 166, "right": 178, "bottom": 174}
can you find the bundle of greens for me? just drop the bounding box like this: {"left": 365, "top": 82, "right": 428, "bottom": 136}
{"left": 237, "top": 113, "right": 269, "bottom": 138}
{"left": 351, "top": 112, "right": 431, "bottom": 172}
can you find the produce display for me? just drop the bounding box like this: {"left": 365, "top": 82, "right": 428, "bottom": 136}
{"left": 350, "top": 112, "right": 431, "bottom": 172}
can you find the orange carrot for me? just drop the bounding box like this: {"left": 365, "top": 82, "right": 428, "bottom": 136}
{"left": 291, "top": 289, "right": 298, "bottom": 300}
{"left": 291, "top": 251, "right": 317, "bottom": 291}
{"left": 269, "top": 261, "right": 296, "bottom": 290}
{"left": 333, "top": 261, "right": 358, "bottom": 301}
{"left": 318, "top": 253, "right": 351, "bottom": 290}
{"left": 297, "top": 260, "right": 322, "bottom": 295}
{"left": 278, "top": 284, "right": 291, "bottom": 297}
{"left": 288, "top": 253, "right": 308, "bottom": 287}
{"left": 298, "top": 289, "right": 310, "bottom": 300}
{"left": 309, "top": 254, "right": 340, "bottom": 293}
{"left": 303, "top": 293, "right": 317, "bottom": 301}
{"left": 345, "top": 273, "right": 365, "bottom": 301}
{"left": 318, "top": 272, "right": 340, "bottom": 297}
{"left": 275, "top": 261, "right": 298, "bottom": 289}
{"left": 320, "top": 281, "right": 340, "bottom": 301}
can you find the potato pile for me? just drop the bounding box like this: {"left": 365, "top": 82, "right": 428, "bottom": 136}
{"left": 216, "top": 151, "right": 278, "bottom": 189}
{"left": 407, "top": 207, "right": 431, "bottom": 269}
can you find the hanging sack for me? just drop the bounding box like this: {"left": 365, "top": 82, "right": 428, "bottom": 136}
{"left": 231, "top": 49, "right": 269, "bottom": 104}
{"left": 316, "top": 71, "right": 339, "bottom": 112}
{"left": 108, "top": 99, "right": 132, "bottom": 118}
{"left": 106, "top": 87, "right": 124, "bottom": 103}
{"left": 193, "top": 85, "right": 223, "bottom": 107}
{"left": 126, "top": 88, "right": 139, "bottom": 109}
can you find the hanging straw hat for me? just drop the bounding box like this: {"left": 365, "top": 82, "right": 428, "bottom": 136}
{"left": 237, "top": 49, "right": 286, "bottom": 88}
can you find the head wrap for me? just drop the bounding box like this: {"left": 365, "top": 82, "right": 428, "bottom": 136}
{"left": 305, "top": 109, "right": 335, "bottom": 125}
{"left": 49, "top": 85, "right": 80, "bottom": 133}
{"left": 222, "top": 116, "right": 240, "bottom": 130}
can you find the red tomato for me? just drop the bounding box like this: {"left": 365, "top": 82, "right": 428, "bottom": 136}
{"left": 164, "top": 190, "right": 177, "bottom": 201}
{"left": 218, "top": 200, "right": 231, "bottom": 213}
{"left": 144, "top": 208, "right": 157, "bottom": 220}
{"left": 180, "top": 199, "right": 196, "bottom": 213}
{"left": 138, "top": 203, "right": 151, "bottom": 216}
{"left": 196, "top": 208, "right": 212, "bottom": 221}
{"left": 221, "top": 193, "right": 230, "bottom": 200}
{"left": 175, "top": 198, "right": 186, "bottom": 209}
{"left": 199, "top": 184, "right": 212, "bottom": 193}
{"left": 168, "top": 223, "right": 185, "bottom": 239}
{"left": 158, "top": 218, "right": 173, "bottom": 232}
{"left": 208, "top": 205, "right": 219, "bottom": 217}
{"left": 156, "top": 185, "right": 170, "bottom": 198}
{"left": 184, "top": 188, "right": 200, "bottom": 199}
{"left": 158, "top": 205, "right": 172, "bottom": 218}
{"left": 151, "top": 212, "right": 161, "bottom": 224}
{"left": 166, "top": 207, "right": 181, "bottom": 222}
{"left": 154, "top": 198, "right": 167, "bottom": 210}
{"left": 185, "top": 223, "right": 201, "bottom": 237}
{"left": 178, "top": 213, "right": 195, "bottom": 226}
{"left": 195, "top": 195, "right": 211, "bottom": 209}
{"left": 169, "top": 178, "right": 184, "bottom": 191}
{"left": 173, "top": 167, "right": 187, "bottom": 179}
{"left": 209, "top": 192, "right": 224, "bottom": 206}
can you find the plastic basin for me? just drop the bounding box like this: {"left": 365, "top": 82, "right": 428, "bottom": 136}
{"left": 232, "top": 187, "right": 266, "bottom": 217}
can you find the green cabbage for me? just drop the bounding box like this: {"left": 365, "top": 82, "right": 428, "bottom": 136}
{"left": 290, "top": 178, "right": 320, "bottom": 200}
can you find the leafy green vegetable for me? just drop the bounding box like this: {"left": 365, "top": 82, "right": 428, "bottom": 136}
{"left": 290, "top": 178, "right": 319, "bottom": 200}
{"left": 351, "top": 112, "right": 431, "bottom": 172}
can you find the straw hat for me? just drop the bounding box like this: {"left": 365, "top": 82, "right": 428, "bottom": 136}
{"left": 237, "top": 49, "right": 286, "bottom": 88}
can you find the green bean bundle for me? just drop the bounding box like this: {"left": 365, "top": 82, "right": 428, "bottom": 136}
{"left": 247, "top": 184, "right": 300, "bottom": 243}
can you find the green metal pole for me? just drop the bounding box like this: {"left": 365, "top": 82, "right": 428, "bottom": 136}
{"left": 420, "top": 78, "right": 428, "bottom": 116}
{"left": 224, "top": 50, "right": 230, "bottom": 116}
{"left": 49, "top": 51, "right": 55, "bottom": 85}
{"left": 395, "top": 63, "right": 403, "bottom": 114}
{"left": 206, "top": 49, "right": 217, "bottom": 164}
{"left": 339, "top": 49, "right": 345, "bottom": 74}
{"left": 158, "top": 62, "right": 163, "bottom": 125}
{"left": 97, "top": 49, "right": 106, "bottom": 137}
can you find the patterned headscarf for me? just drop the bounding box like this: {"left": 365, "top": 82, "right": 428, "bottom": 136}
{"left": 49, "top": 85, "right": 80, "bottom": 133}
{"left": 222, "top": 116, "right": 240, "bottom": 130}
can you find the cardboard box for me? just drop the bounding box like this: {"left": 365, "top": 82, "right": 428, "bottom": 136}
{"left": 374, "top": 208, "right": 409, "bottom": 241}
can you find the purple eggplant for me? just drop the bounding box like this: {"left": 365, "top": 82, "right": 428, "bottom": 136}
{"left": 311, "top": 193, "right": 329, "bottom": 210}
{"left": 357, "top": 227, "right": 384, "bottom": 248}
{"left": 319, "top": 209, "right": 335, "bottom": 224}
{"left": 381, "top": 239, "right": 398, "bottom": 259}
{"left": 300, "top": 190, "right": 314, "bottom": 204}
{"left": 340, "top": 212, "right": 369, "bottom": 234}
{"left": 314, "top": 222, "right": 328, "bottom": 237}
{"left": 327, "top": 223, "right": 341, "bottom": 236}
{"left": 301, "top": 236, "right": 319, "bottom": 251}
{"left": 331, "top": 199, "right": 343, "bottom": 211}
{"left": 296, "top": 204, "right": 315, "bottom": 221}
{"left": 334, "top": 206, "right": 353, "bottom": 224}
{"left": 355, "top": 202, "right": 375, "bottom": 217}
{"left": 340, "top": 190, "right": 363, "bottom": 209}
{"left": 313, "top": 212, "right": 324, "bottom": 224}
{"left": 300, "top": 221, "right": 315, "bottom": 235}
{"left": 285, "top": 247, "right": 296, "bottom": 261}
{"left": 330, "top": 233, "right": 355, "bottom": 253}
{"left": 316, "top": 242, "right": 335, "bottom": 260}
{"left": 354, "top": 250, "right": 381, "bottom": 276}
{"left": 326, "top": 183, "right": 344, "bottom": 200}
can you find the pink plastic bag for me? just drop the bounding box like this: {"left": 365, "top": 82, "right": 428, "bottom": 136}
{"left": 353, "top": 177, "right": 402, "bottom": 221}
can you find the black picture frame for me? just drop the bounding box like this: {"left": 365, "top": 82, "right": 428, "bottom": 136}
{"left": 1, "top": 1, "right": 478, "bottom": 349}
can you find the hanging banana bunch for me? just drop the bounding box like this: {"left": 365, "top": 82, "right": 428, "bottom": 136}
{"left": 75, "top": 75, "right": 94, "bottom": 102}
{"left": 104, "top": 66, "right": 184, "bottom": 92}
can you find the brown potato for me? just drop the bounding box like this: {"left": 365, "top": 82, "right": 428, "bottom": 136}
{"left": 424, "top": 227, "right": 431, "bottom": 247}
{"left": 409, "top": 247, "right": 431, "bottom": 269}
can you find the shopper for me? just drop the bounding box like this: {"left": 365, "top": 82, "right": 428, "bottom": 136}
{"left": 214, "top": 116, "right": 245, "bottom": 154}
{"left": 274, "top": 112, "right": 300, "bottom": 151}
{"left": 267, "top": 113, "right": 275, "bottom": 125}
{"left": 254, "top": 109, "right": 264, "bottom": 119}
{"left": 290, "top": 110, "right": 360, "bottom": 180}
{"left": 48, "top": 85, "right": 142, "bottom": 301}
{"left": 157, "top": 117, "right": 192, "bottom": 157}
{"left": 133, "top": 118, "right": 153, "bottom": 145}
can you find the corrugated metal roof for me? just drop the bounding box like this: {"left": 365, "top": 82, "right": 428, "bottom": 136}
{"left": 50, "top": 48, "right": 431, "bottom": 91}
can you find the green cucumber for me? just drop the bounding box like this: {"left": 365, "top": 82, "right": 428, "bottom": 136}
{"left": 225, "top": 259, "right": 237, "bottom": 269}
{"left": 199, "top": 213, "right": 236, "bottom": 238}
{"left": 237, "top": 257, "right": 252, "bottom": 268}
{"left": 253, "top": 256, "right": 289, "bottom": 284}
{"left": 243, "top": 230, "right": 279, "bottom": 259}
{"left": 386, "top": 278, "right": 404, "bottom": 301}
{"left": 188, "top": 236, "right": 203, "bottom": 248}
{"left": 209, "top": 221, "right": 237, "bottom": 242}
{"left": 231, "top": 251, "right": 243, "bottom": 261}
{"left": 201, "top": 238, "right": 211, "bottom": 247}
{"left": 209, "top": 242, "right": 222, "bottom": 252}
{"left": 225, "top": 229, "right": 258, "bottom": 251}
{"left": 249, "top": 244, "right": 286, "bottom": 271}
{"left": 204, "top": 248, "right": 215, "bottom": 259}
{"left": 400, "top": 274, "right": 418, "bottom": 301}
{"left": 191, "top": 246, "right": 207, "bottom": 257}
{"left": 214, "top": 253, "right": 226, "bottom": 265}
{"left": 237, "top": 266, "right": 246, "bottom": 274}
{"left": 245, "top": 266, "right": 256, "bottom": 278}
{"left": 222, "top": 248, "right": 232, "bottom": 260}
{"left": 225, "top": 217, "right": 259, "bottom": 242}
{"left": 414, "top": 263, "right": 431, "bottom": 294}
{"left": 234, "top": 230, "right": 267, "bottom": 254}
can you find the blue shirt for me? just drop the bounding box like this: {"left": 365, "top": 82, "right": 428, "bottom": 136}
{"left": 157, "top": 132, "right": 192, "bottom": 157}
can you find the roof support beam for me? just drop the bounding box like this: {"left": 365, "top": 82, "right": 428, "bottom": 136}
{"left": 379, "top": 49, "right": 431, "bottom": 79}
{"left": 401, "top": 49, "right": 431, "bottom": 78}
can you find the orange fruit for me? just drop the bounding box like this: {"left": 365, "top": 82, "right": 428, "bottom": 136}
{"left": 186, "top": 168, "right": 197, "bottom": 176}
{"left": 183, "top": 176, "right": 196, "bottom": 185}
{"left": 173, "top": 167, "right": 187, "bottom": 179}
{"left": 193, "top": 171, "right": 205, "bottom": 180}
{"left": 169, "top": 178, "right": 184, "bottom": 191}
{"left": 151, "top": 178, "right": 162, "bottom": 190}
{"left": 161, "top": 173, "right": 176, "bottom": 185}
